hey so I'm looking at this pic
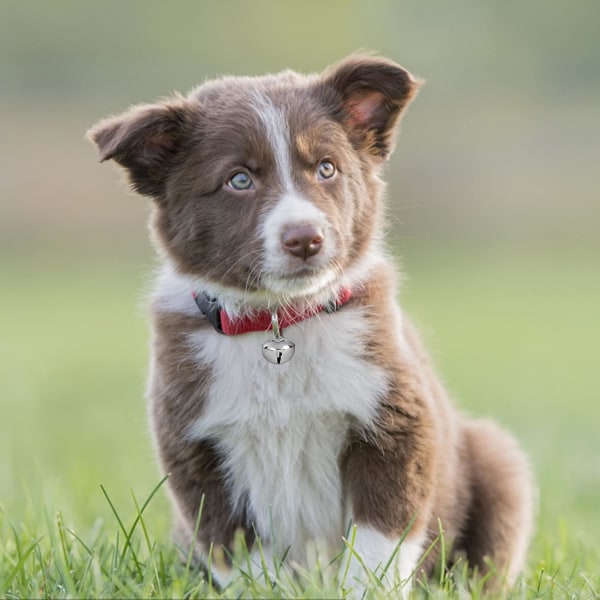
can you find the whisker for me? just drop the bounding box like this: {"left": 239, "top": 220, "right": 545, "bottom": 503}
{"left": 206, "top": 245, "right": 262, "bottom": 283}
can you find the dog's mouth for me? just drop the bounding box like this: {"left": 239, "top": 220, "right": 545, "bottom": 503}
{"left": 259, "top": 264, "right": 339, "bottom": 298}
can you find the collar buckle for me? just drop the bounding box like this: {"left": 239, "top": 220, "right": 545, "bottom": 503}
{"left": 192, "top": 292, "right": 224, "bottom": 334}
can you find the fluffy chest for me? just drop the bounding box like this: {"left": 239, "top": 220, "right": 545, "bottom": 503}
{"left": 187, "top": 307, "right": 388, "bottom": 557}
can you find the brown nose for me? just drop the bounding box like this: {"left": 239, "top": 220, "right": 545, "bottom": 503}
{"left": 281, "top": 224, "right": 324, "bottom": 260}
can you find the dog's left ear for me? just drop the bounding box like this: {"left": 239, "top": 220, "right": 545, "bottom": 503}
{"left": 319, "top": 54, "right": 422, "bottom": 160}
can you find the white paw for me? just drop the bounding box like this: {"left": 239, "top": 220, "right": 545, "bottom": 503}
{"left": 340, "top": 525, "right": 424, "bottom": 597}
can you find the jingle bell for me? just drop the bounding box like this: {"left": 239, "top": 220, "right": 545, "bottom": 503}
{"left": 262, "top": 311, "right": 295, "bottom": 364}
{"left": 262, "top": 337, "right": 295, "bottom": 364}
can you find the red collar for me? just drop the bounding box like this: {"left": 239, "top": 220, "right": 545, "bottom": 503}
{"left": 193, "top": 288, "right": 353, "bottom": 336}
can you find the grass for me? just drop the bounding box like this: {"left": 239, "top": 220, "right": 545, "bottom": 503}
{"left": 1, "top": 238, "right": 599, "bottom": 598}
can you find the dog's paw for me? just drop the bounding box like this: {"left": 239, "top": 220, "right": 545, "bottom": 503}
{"left": 340, "top": 525, "right": 425, "bottom": 598}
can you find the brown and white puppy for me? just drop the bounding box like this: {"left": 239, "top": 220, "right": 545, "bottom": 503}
{"left": 89, "top": 54, "right": 534, "bottom": 593}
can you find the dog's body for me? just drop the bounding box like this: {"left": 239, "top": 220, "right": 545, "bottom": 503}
{"left": 90, "top": 55, "right": 534, "bottom": 592}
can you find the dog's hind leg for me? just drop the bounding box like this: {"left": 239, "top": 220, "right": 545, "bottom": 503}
{"left": 457, "top": 419, "right": 535, "bottom": 588}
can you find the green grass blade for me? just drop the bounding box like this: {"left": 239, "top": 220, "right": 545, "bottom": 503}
{"left": 0, "top": 537, "right": 41, "bottom": 597}
{"left": 100, "top": 483, "right": 144, "bottom": 579}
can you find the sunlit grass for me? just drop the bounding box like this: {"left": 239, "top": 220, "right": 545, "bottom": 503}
{"left": 1, "top": 239, "right": 599, "bottom": 597}
{"left": 1, "top": 482, "right": 598, "bottom": 598}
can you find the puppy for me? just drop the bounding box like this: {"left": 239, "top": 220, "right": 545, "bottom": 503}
{"left": 89, "top": 54, "right": 534, "bottom": 593}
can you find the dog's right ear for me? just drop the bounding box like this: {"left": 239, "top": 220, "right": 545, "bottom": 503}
{"left": 87, "top": 96, "right": 195, "bottom": 198}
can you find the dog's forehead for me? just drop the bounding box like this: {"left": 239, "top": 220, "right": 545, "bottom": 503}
{"left": 188, "top": 70, "right": 342, "bottom": 169}
{"left": 190, "top": 71, "right": 326, "bottom": 134}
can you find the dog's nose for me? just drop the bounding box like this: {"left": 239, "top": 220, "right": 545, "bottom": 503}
{"left": 281, "top": 224, "right": 324, "bottom": 260}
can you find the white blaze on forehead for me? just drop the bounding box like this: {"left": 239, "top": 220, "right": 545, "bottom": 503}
{"left": 251, "top": 92, "right": 294, "bottom": 192}
{"left": 251, "top": 92, "right": 340, "bottom": 298}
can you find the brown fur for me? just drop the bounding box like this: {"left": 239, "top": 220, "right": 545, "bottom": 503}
{"left": 89, "top": 54, "right": 534, "bottom": 590}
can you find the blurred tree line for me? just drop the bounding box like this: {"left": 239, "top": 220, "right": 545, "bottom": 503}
{"left": 1, "top": 0, "right": 598, "bottom": 247}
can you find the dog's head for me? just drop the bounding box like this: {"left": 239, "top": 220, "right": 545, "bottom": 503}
{"left": 89, "top": 55, "right": 420, "bottom": 306}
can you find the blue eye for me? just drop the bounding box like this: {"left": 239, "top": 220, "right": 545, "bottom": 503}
{"left": 227, "top": 171, "right": 254, "bottom": 191}
{"left": 317, "top": 160, "right": 336, "bottom": 180}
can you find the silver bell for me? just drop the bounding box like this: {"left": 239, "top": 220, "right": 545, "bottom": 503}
{"left": 262, "top": 312, "right": 295, "bottom": 364}
{"left": 262, "top": 337, "right": 295, "bottom": 364}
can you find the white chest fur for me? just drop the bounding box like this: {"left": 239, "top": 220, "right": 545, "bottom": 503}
{"left": 186, "top": 307, "right": 389, "bottom": 562}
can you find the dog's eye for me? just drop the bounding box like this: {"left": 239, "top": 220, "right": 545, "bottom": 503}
{"left": 227, "top": 171, "right": 254, "bottom": 191}
{"left": 317, "top": 160, "right": 336, "bottom": 180}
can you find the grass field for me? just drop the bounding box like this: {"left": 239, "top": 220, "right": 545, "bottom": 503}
{"left": 1, "top": 239, "right": 599, "bottom": 598}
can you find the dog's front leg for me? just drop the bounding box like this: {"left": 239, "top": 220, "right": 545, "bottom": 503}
{"left": 340, "top": 405, "right": 435, "bottom": 595}
{"left": 157, "top": 437, "right": 254, "bottom": 589}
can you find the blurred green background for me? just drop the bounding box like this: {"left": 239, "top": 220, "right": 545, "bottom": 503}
{"left": 1, "top": 0, "right": 599, "bottom": 572}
